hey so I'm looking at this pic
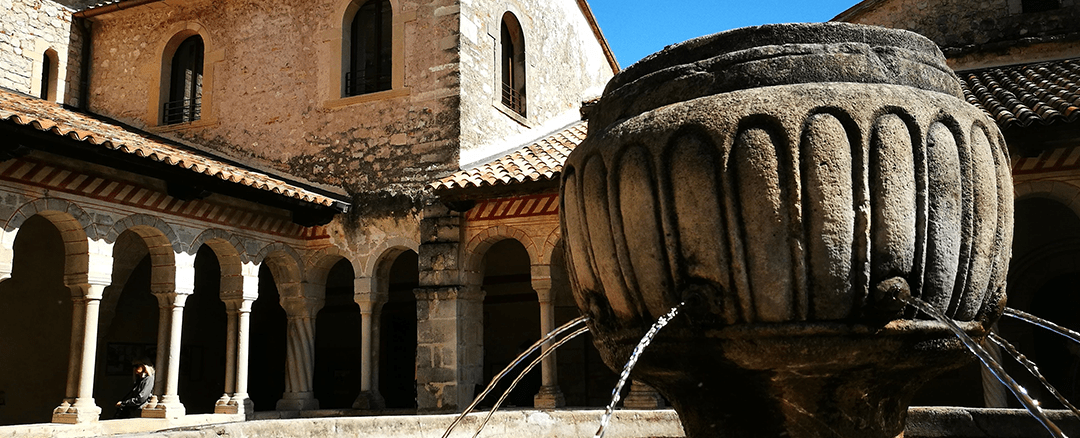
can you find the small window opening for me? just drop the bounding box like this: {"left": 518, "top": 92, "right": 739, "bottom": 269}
{"left": 1022, "top": 0, "right": 1060, "bottom": 12}
{"left": 39, "top": 49, "right": 58, "bottom": 101}
{"left": 500, "top": 13, "right": 526, "bottom": 117}
{"left": 163, "top": 35, "right": 204, "bottom": 125}
{"left": 40, "top": 52, "right": 52, "bottom": 100}
{"left": 346, "top": 0, "right": 392, "bottom": 96}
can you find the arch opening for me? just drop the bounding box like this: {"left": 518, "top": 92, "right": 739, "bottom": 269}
{"left": 314, "top": 258, "right": 360, "bottom": 408}
{"left": 0, "top": 215, "right": 73, "bottom": 424}
{"left": 379, "top": 249, "right": 418, "bottom": 410}
{"left": 480, "top": 239, "right": 538, "bottom": 408}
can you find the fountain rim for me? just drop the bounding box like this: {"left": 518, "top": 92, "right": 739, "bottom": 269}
{"left": 609, "top": 22, "right": 952, "bottom": 92}
{"left": 588, "top": 319, "right": 991, "bottom": 344}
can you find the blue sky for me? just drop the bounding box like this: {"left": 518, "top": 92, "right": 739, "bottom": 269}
{"left": 587, "top": 0, "right": 863, "bottom": 68}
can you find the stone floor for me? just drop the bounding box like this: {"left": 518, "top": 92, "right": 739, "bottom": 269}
{"left": 3, "top": 408, "right": 1079, "bottom": 438}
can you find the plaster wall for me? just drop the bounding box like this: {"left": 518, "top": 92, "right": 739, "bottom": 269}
{"left": 0, "top": 0, "right": 79, "bottom": 104}
{"left": 456, "top": 0, "right": 614, "bottom": 166}
{"left": 84, "top": 0, "right": 462, "bottom": 194}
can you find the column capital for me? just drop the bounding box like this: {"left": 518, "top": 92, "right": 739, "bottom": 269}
{"left": 281, "top": 295, "right": 324, "bottom": 317}
{"left": 67, "top": 283, "right": 108, "bottom": 301}
{"left": 223, "top": 297, "right": 254, "bottom": 313}
{"left": 150, "top": 290, "right": 190, "bottom": 307}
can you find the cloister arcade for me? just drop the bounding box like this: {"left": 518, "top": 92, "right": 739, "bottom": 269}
{"left": 0, "top": 183, "right": 423, "bottom": 424}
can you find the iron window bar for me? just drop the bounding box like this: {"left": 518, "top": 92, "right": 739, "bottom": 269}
{"left": 501, "top": 82, "right": 525, "bottom": 116}
{"left": 162, "top": 97, "right": 201, "bottom": 125}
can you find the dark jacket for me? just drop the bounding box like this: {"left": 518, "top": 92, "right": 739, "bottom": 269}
{"left": 119, "top": 374, "right": 154, "bottom": 408}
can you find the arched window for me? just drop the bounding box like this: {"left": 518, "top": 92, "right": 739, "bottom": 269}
{"left": 345, "top": 0, "right": 392, "bottom": 96}
{"left": 500, "top": 12, "right": 526, "bottom": 116}
{"left": 163, "top": 35, "right": 204, "bottom": 125}
{"left": 39, "top": 49, "right": 58, "bottom": 101}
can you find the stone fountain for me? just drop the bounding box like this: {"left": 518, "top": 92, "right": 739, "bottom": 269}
{"left": 560, "top": 22, "right": 1014, "bottom": 438}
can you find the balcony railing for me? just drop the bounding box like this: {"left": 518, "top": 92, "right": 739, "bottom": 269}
{"left": 501, "top": 82, "right": 525, "bottom": 116}
{"left": 162, "top": 97, "right": 201, "bottom": 125}
{"left": 345, "top": 71, "right": 391, "bottom": 96}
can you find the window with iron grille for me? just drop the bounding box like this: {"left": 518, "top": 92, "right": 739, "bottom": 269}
{"left": 346, "top": 0, "right": 392, "bottom": 97}
{"left": 500, "top": 12, "right": 526, "bottom": 117}
{"left": 163, "top": 36, "right": 204, "bottom": 125}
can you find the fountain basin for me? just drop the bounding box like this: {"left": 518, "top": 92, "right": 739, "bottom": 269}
{"left": 561, "top": 22, "right": 1014, "bottom": 438}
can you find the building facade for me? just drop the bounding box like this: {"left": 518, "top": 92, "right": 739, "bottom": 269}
{"left": 0, "top": 0, "right": 616, "bottom": 425}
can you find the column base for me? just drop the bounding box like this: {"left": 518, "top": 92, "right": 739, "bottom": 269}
{"left": 51, "top": 399, "right": 101, "bottom": 424}
{"left": 276, "top": 392, "right": 319, "bottom": 411}
{"left": 533, "top": 385, "right": 566, "bottom": 409}
{"left": 216, "top": 393, "right": 254, "bottom": 418}
{"left": 141, "top": 395, "right": 185, "bottom": 419}
{"left": 352, "top": 390, "right": 385, "bottom": 410}
{"left": 623, "top": 382, "right": 665, "bottom": 409}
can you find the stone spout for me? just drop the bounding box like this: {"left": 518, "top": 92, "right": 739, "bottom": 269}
{"left": 560, "top": 22, "right": 1013, "bottom": 438}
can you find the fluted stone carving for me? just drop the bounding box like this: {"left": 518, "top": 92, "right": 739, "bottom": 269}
{"left": 561, "top": 23, "right": 1013, "bottom": 438}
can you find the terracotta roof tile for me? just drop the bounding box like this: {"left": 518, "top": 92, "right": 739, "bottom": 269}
{"left": 431, "top": 121, "right": 586, "bottom": 190}
{"left": 957, "top": 58, "right": 1080, "bottom": 130}
{"left": 0, "top": 89, "right": 346, "bottom": 209}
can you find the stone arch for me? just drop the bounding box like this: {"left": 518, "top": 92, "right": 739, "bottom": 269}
{"left": 362, "top": 236, "right": 419, "bottom": 279}
{"left": 305, "top": 245, "right": 360, "bottom": 291}
{"left": 1014, "top": 180, "right": 1080, "bottom": 221}
{"left": 109, "top": 215, "right": 181, "bottom": 292}
{"left": 3, "top": 198, "right": 96, "bottom": 286}
{"left": 190, "top": 228, "right": 248, "bottom": 297}
{"left": 464, "top": 225, "right": 540, "bottom": 283}
{"left": 255, "top": 242, "right": 305, "bottom": 288}
{"left": 540, "top": 225, "right": 562, "bottom": 266}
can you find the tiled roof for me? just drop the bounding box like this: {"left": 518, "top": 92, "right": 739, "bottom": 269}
{"left": 0, "top": 89, "right": 347, "bottom": 209}
{"left": 431, "top": 121, "right": 586, "bottom": 190}
{"left": 957, "top": 58, "right": 1080, "bottom": 130}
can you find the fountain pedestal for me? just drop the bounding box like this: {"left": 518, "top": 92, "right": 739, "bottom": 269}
{"left": 561, "top": 23, "right": 1013, "bottom": 438}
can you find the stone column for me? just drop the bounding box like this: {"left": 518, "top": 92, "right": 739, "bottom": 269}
{"left": 531, "top": 265, "right": 565, "bottom": 409}
{"left": 623, "top": 381, "right": 665, "bottom": 409}
{"left": 143, "top": 251, "right": 195, "bottom": 419}
{"left": 54, "top": 293, "right": 85, "bottom": 418}
{"left": 220, "top": 262, "right": 258, "bottom": 417}
{"left": 53, "top": 238, "right": 112, "bottom": 424}
{"left": 231, "top": 297, "right": 255, "bottom": 416}
{"left": 353, "top": 278, "right": 386, "bottom": 409}
{"left": 276, "top": 286, "right": 323, "bottom": 411}
{"left": 214, "top": 300, "right": 240, "bottom": 413}
{"left": 52, "top": 283, "right": 108, "bottom": 423}
{"left": 143, "top": 290, "right": 173, "bottom": 411}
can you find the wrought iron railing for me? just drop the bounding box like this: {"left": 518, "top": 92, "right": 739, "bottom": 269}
{"left": 162, "top": 97, "right": 201, "bottom": 125}
{"left": 501, "top": 82, "right": 525, "bottom": 116}
{"left": 345, "top": 71, "right": 391, "bottom": 96}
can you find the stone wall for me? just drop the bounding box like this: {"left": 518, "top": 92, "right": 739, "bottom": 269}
{"left": 456, "top": 0, "right": 614, "bottom": 166}
{"left": 0, "top": 0, "right": 77, "bottom": 104}
{"left": 83, "top": 0, "right": 463, "bottom": 195}
{"left": 842, "top": 0, "right": 1080, "bottom": 67}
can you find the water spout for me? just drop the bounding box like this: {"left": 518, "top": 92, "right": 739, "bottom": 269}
{"left": 1005, "top": 308, "right": 1080, "bottom": 344}
{"left": 469, "top": 326, "right": 590, "bottom": 438}
{"left": 594, "top": 303, "right": 683, "bottom": 438}
{"left": 904, "top": 297, "right": 1067, "bottom": 437}
{"left": 989, "top": 332, "right": 1080, "bottom": 417}
{"left": 441, "top": 316, "right": 588, "bottom": 438}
